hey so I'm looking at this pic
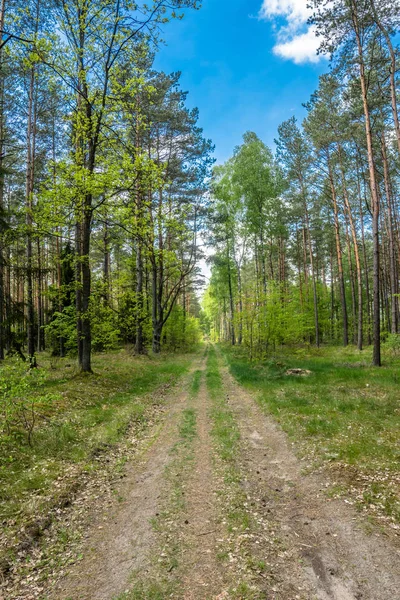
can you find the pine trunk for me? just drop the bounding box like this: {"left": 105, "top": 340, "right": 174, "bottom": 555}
{"left": 352, "top": 2, "right": 381, "bottom": 365}
{"left": 328, "top": 158, "right": 348, "bottom": 346}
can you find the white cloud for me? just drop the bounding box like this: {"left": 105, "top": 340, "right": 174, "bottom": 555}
{"left": 260, "top": 0, "right": 310, "bottom": 27}
{"left": 259, "top": 0, "right": 323, "bottom": 64}
{"left": 274, "top": 28, "right": 321, "bottom": 64}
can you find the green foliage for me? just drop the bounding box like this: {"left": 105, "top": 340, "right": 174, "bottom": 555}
{"left": 90, "top": 304, "right": 121, "bottom": 352}
{"left": 45, "top": 294, "right": 121, "bottom": 355}
{"left": 117, "top": 288, "right": 152, "bottom": 346}
{"left": 178, "top": 408, "right": 197, "bottom": 443}
{"left": 45, "top": 306, "right": 77, "bottom": 355}
{"left": 1, "top": 2, "right": 210, "bottom": 373}
{"left": 190, "top": 369, "right": 202, "bottom": 397}
{"left": 89, "top": 287, "right": 121, "bottom": 352}
{"left": 383, "top": 334, "right": 400, "bottom": 356}
{"left": 205, "top": 276, "right": 332, "bottom": 357}
{"left": 0, "top": 363, "right": 59, "bottom": 446}
{"left": 117, "top": 582, "right": 176, "bottom": 600}
{"left": 163, "top": 305, "right": 202, "bottom": 351}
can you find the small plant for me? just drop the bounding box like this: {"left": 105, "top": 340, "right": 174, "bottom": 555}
{"left": 384, "top": 333, "right": 400, "bottom": 356}
{"left": 0, "top": 363, "right": 59, "bottom": 446}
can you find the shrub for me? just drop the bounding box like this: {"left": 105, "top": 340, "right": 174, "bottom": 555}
{"left": 384, "top": 333, "right": 400, "bottom": 357}
{"left": 0, "top": 363, "right": 59, "bottom": 446}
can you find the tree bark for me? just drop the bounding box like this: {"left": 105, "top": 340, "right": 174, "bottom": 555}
{"left": 344, "top": 214, "right": 357, "bottom": 345}
{"left": 37, "top": 237, "right": 45, "bottom": 351}
{"left": 26, "top": 65, "right": 36, "bottom": 363}
{"left": 328, "top": 156, "right": 348, "bottom": 346}
{"left": 337, "top": 144, "right": 363, "bottom": 350}
{"left": 103, "top": 215, "right": 110, "bottom": 306}
{"left": 352, "top": 1, "right": 381, "bottom": 365}
{"left": 236, "top": 259, "right": 243, "bottom": 345}
{"left": 227, "top": 242, "right": 236, "bottom": 345}
{"left": 300, "top": 175, "right": 319, "bottom": 346}
{"left": 0, "top": 0, "right": 6, "bottom": 360}
{"left": 370, "top": 0, "right": 400, "bottom": 160}
{"left": 80, "top": 202, "right": 92, "bottom": 372}
{"left": 135, "top": 237, "right": 145, "bottom": 354}
{"left": 381, "top": 133, "right": 398, "bottom": 334}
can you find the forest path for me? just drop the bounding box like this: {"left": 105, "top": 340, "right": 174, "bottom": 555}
{"left": 20, "top": 346, "right": 400, "bottom": 600}
{"left": 44, "top": 353, "right": 208, "bottom": 600}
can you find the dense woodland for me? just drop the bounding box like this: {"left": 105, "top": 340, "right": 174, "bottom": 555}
{"left": 1, "top": 0, "right": 400, "bottom": 372}
{"left": 205, "top": 0, "right": 400, "bottom": 366}
{"left": 0, "top": 0, "right": 211, "bottom": 373}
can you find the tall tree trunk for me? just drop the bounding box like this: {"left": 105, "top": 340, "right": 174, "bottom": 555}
{"left": 381, "top": 133, "right": 398, "bottom": 334}
{"left": 56, "top": 231, "right": 66, "bottom": 357}
{"left": 151, "top": 263, "right": 162, "bottom": 353}
{"left": 296, "top": 224, "right": 304, "bottom": 312}
{"left": 135, "top": 238, "right": 145, "bottom": 354}
{"left": 300, "top": 176, "right": 319, "bottom": 346}
{"left": 344, "top": 214, "right": 357, "bottom": 345}
{"left": 80, "top": 204, "right": 92, "bottom": 372}
{"left": 352, "top": 1, "right": 381, "bottom": 365}
{"left": 236, "top": 259, "right": 243, "bottom": 345}
{"left": 328, "top": 156, "right": 348, "bottom": 346}
{"left": 103, "top": 214, "right": 110, "bottom": 306}
{"left": 26, "top": 66, "right": 36, "bottom": 364}
{"left": 4, "top": 188, "right": 10, "bottom": 351}
{"left": 37, "top": 237, "right": 44, "bottom": 351}
{"left": 330, "top": 247, "right": 335, "bottom": 341}
{"left": 134, "top": 117, "right": 145, "bottom": 354}
{"left": 0, "top": 0, "right": 6, "bottom": 360}
{"left": 357, "top": 158, "right": 372, "bottom": 345}
{"left": 151, "top": 188, "right": 164, "bottom": 354}
{"left": 337, "top": 144, "right": 363, "bottom": 350}
{"left": 75, "top": 4, "right": 94, "bottom": 373}
{"left": 76, "top": 219, "right": 83, "bottom": 364}
{"left": 370, "top": 0, "right": 400, "bottom": 160}
{"left": 227, "top": 242, "right": 235, "bottom": 346}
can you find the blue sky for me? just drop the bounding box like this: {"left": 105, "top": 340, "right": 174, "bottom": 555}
{"left": 154, "top": 0, "right": 328, "bottom": 163}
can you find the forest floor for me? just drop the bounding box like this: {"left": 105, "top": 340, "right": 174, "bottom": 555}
{"left": 2, "top": 344, "right": 400, "bottom": 600}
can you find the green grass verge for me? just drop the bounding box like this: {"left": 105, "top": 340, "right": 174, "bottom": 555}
{"left": 0, "top": 350, "right": 192, "bottom": 550}
{"left": 222, "top": 344, "right": 400, "bottom": 525}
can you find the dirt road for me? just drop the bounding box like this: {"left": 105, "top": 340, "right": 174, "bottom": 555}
{"left": 8, "top": 346, "right": 400, "bottom": 599}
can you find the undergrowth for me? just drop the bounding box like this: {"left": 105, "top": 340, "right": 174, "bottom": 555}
{"left": 0, "top": 350, "right": 191, "bottom": 547}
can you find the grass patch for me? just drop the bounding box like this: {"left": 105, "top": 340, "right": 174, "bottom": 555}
{"left": 178, "top": 408, "right": 197, "bottom": 443}
{"left": 207, "top": 346, "right": 240, "bottom": 466}
{"left": 0, "top": 349, "right": 192, "bottom": 563}
{"left": 190, "top": 369, "right": 202, "bottom": 397}
{"left": 115, "top": 581, "right": 176, "bottom": 600}
{"left": 222, "top": 343, "right": 400, "bottom": 525}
